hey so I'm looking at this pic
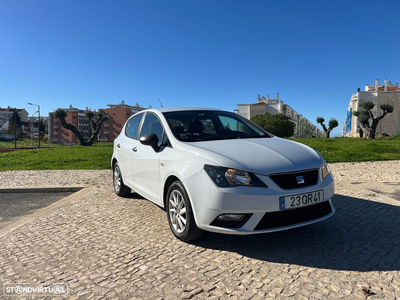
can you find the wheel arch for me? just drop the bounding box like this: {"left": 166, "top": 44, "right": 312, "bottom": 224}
{"left": 111, "top": 157, "right": 118, "bottom": 168}
{"left": 163, "top": 175, "right": 180, "bottom": 209}
{"left": 163, "top": 174, "right": 202, "bottom": 227}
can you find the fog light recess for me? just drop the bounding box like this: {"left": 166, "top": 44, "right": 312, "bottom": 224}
{"left": 210, "top": 213, "right": 252, "bottom": 228}
{"left": 218, "top": 214, "right": 245, "bottom": 221}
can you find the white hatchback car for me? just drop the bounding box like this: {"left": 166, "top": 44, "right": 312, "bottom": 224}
{"left": 112, "top": 108, "right": 335, "bottom": 241}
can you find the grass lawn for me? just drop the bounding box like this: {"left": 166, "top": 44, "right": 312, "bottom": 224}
{"left": 0, "top": 136, "right": 400, "bottom": 171}
{"left": 0, "top": 142, "right": 113, "bottom": 171}
{"left": 291, "top": 135, "right": 400, "bottom": 163}
{"left": 0, "top": 139, "right": 60, "bottom": 148}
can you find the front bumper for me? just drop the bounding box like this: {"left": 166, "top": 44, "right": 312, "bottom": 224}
{"left": 183, "top": 169, "right": 335, "bottom": 235}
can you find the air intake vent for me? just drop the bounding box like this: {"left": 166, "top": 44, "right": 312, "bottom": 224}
{"left": 270, "top": 169, "right": 318, "bottom": 189}
{"left": 254, "top": 201, "right": 332, "bottom": 230}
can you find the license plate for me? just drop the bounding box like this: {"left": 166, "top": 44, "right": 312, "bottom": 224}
{"left": 279, "top": 190, "right": 324, "bottom": 210}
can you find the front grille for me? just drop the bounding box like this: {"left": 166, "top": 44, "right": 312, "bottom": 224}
{"left": 270, "top": 169, "right": 318, "bottom": 189}
{"left": 254, "top": 201, "right": 332, "bottom": 230}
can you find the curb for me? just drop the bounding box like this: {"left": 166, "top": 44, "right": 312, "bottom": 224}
{"left": 0, "top": 187, "right": 84, "bottom": 193}
{"left": 0, "top": 186, "right": 94, "bottom": 238}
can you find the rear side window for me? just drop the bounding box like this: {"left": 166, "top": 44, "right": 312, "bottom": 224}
{"left": 125, "top": 114, "right": 144, "bottom": 139}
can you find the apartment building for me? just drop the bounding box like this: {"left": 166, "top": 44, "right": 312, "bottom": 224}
{"left": 0, "top": 107, "right": 29, "bottom": 138}
{"left": 48, "top": 101, "right": 148, "bottom": 145}
{"left": 98, "top": 101, "right": 147, "bottom": 141}
{"left": 48, "top": 105, "right": 93, "bottom": 145}
{"left": 28, "top": 117, "right": 48, "bottom": 135}
{"left": 343, "top": 79, "right": 400, "bottom": 137}
{"left": 237, "top": 93, "right": 319, "bottom": 137}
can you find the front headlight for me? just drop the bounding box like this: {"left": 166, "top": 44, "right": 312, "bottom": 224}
{"left": 204, "top": 165, "right": 267, "bottom": 188}
{"left": 320, "top": 161, "right": 331, "bottom": 180}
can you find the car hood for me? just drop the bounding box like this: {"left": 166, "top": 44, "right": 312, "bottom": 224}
{"left": 176, "top": 137, "right": 322, "bottom": 175}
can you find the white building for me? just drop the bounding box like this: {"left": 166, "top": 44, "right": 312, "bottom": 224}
{"left": 343, "top": 79, "right": 400, "bottom": 137}
{"left": 237, "top": 93, "right": 320, "bottom": 138}
{"left": 0, "top": 107, "right": 29, "bottom": 138}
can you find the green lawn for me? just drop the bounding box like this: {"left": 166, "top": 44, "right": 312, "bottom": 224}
{"left": 290, "top": 135, "right": 400, "bottom": 163}
{"left": 0, "top": 142, "right": 113, "bottom": 171}
{"left": 0, "top": 136, "right": 400, "bottom": 171}
{"left": 0, "top": 139, "right": 60, "bottom": 148}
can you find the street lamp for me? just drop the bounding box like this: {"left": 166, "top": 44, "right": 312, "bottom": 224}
{"left": 28, "top": 103, "right": 40, "bottom": 147}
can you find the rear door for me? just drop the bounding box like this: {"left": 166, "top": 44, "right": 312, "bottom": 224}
{"left": 116, "top": 113, "right": 144, "bottom": 187}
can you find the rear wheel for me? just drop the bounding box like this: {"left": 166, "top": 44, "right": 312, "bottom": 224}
{"left": 113, "top": 162, "right": 131, "bottom": 197}
{"left": 166, "top": 181, "right": 203, "bottom": 242}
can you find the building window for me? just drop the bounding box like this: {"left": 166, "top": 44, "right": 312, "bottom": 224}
{"left": 54, "top": 131, "right": 58, "bottom": 135}
{"left": 104, "top": 122, "right": 109, "bottom": 127}
{"left": 104, "top": 129, "right": 109, "bottom": 133}
{"left": 54, "top": 125, "right": 58, "bottom": 128}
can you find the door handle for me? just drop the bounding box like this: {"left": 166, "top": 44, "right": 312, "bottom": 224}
{"left": 117, "top": 143, "right": 121, "bottom": 148}
{"left": 132, "top": 147, "right": 138, "bottom": 152}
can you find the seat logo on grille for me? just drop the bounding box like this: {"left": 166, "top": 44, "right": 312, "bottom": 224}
{"left": 296, "top": 175, "right": 305, "bottom": 185}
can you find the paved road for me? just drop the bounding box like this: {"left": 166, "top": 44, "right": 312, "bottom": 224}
{"left": 0, "top": 192, "right": 72, "bottom": 229}
{"left": 0, "top": 174, "right": 399, "bottom": 299}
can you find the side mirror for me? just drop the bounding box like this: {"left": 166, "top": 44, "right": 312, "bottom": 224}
{"left": 140, "top": 133, "right": 160, "bottom": 152}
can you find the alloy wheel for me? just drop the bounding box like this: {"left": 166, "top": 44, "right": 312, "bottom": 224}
{"left": 113, "top": 165, "right": 122, "bottom": 193}
{"left": 168, "top": 190, "right": 187, "bottom": 233}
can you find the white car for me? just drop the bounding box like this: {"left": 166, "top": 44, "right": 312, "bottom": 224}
{"left": 111, "top": 108, "right": 335, "bottom": 241}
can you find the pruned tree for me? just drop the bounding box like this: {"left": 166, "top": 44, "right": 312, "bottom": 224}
{"left": 251, "top": 113, "right": 295, "bottom": 137}
{"left": 316, "top": 117, "right": 338, "bottom": 138}
{"left": 54, "top": 109, "right": 108, "bottom": 146}
{"left": 352, "top": 101, "right": 394, "bottom": 139}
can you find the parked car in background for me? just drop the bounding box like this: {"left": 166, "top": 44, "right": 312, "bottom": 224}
{"left": 112, "top": 108, "right": 335, "bottom": 241}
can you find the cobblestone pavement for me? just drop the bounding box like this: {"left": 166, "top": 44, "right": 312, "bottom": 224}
{"left": 0, "top": 162, "right": 400, "bottom": 299}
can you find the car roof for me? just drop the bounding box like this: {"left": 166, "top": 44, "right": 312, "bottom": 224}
{"left": 143, "top": 107, "right": 233, "bottom": 113}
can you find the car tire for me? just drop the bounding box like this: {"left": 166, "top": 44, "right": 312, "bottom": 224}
{"left": 113, "top": 162, "right": 131, "bottom": 197}
{"left": 166, "top": 181, "right": 203, "bottom": 242}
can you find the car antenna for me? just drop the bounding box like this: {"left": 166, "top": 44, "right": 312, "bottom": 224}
{"left": 158, "top": 98, "right": 163, "bottom": 108}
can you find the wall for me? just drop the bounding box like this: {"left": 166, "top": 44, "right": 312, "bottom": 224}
{"left": 249, "top": 104, "right": 268, "bottom": 118}
{"left": 266, "top": 101, "right": 282, "bottom": 115}
{"left": 376, "top": 92, "right": 400, "bottom": 136}
{"left": 237, "top": 105, "right": 250, "bottom": 119}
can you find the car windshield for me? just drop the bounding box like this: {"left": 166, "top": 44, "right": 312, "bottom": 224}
{"left": 163, "top": 110, "right": 271, "bottom": 142}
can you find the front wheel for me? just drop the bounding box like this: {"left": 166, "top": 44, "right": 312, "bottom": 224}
{"left": 113, "top": 162, "right": 131, "bottom": 197}
{"left": 166, "top": 181, "right": 203, "bottom": 242}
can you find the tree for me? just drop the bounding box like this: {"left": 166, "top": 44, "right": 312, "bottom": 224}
{"left": 316, "top": 117, "right": 338, "bottom": 138}
{"left": 7, "top": 109, "right": 24, "bottom": 139}
{"left": 251, "top": 113, "right": 295, "bottom": 137}
{"left": 299, "top": 119, "right": 318, "bottom": 138}
{"left": 54, "top": 109, "right": 109, "bottom": 146}
{"left": 352, "top": 101, "right": 394, "bottom": 139}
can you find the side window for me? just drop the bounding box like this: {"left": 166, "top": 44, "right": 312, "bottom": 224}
{"left": 125, "top": 114, "right": 144, "bottom": 139}
{"left": 139, "top": 113, "right": 165, "bottom": 145}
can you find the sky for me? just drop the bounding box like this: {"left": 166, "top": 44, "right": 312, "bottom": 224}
{"left": 1, "top": 0, "right": 399, "bottom": 137}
